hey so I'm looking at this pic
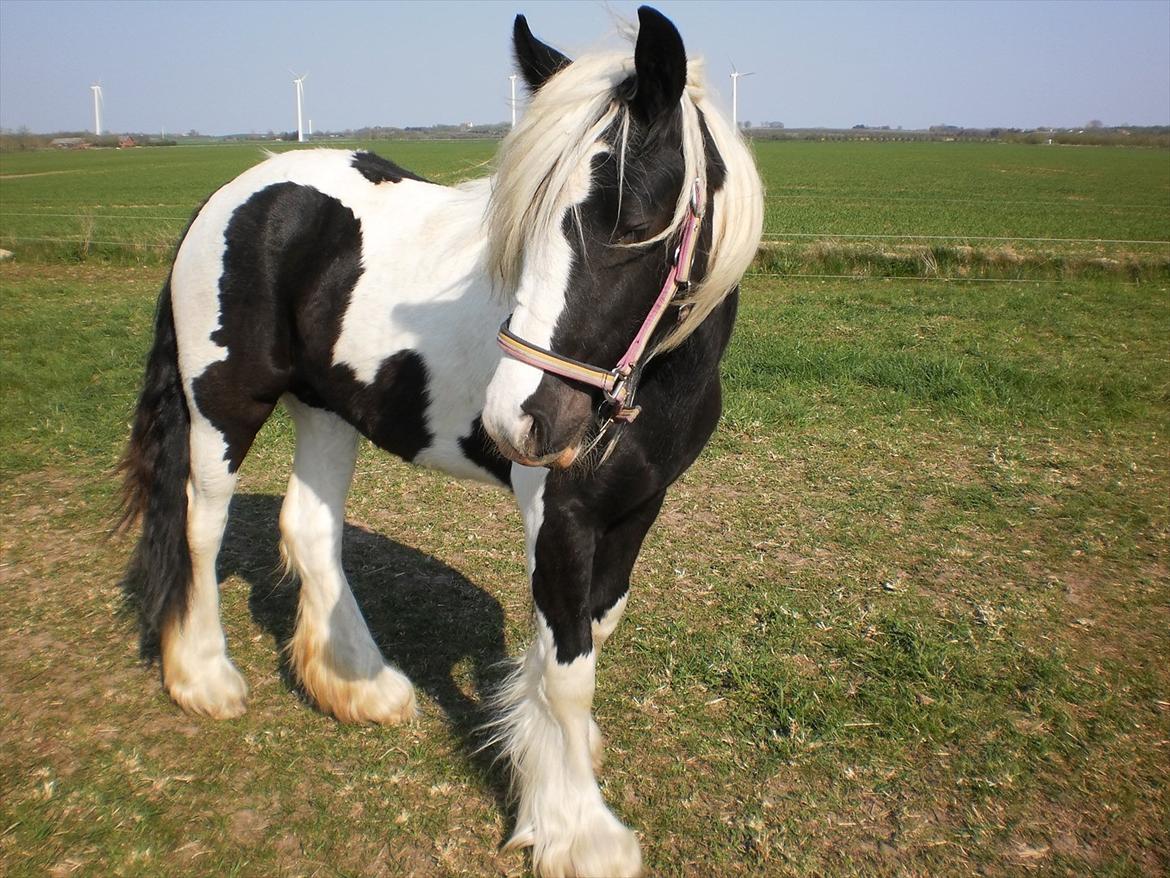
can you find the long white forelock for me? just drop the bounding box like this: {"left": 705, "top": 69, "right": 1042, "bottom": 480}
{"left": 488, "top": 52, "right": 633, "bottom": 298}
{"left": 487, "top": 46, "right": 764, "bottom": 353}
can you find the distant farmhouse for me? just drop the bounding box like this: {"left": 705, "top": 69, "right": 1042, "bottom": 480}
{"left": 49, "top": 137, "right": 89, "bottom": 149}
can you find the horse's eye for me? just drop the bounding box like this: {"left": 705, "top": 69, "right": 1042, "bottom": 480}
{"left": 616, "top": 225, "right": 649, "bottom": 244}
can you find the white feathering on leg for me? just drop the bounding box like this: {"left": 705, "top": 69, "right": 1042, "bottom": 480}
{"left": 485, "top": 615, "right": 642, "bottom": 878}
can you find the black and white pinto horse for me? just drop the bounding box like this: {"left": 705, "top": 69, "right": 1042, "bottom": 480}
{"left": 120, "top": 7, "right": 762, "bottom": 876}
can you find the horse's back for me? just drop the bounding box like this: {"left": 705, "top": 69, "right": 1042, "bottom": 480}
{"left": 170, "top": 149, "right": 427, "bottom": 386}
{"left": 168, "top": 148, "right": 506, "bottom": 482}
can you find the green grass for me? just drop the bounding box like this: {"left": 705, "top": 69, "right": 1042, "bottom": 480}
{"left": 0, "top": 141, "right": 497, "bottom": 263}
{"left": 749, "top": 141, "right": 1170, "bottom": 281}
{"left": 1, "top": 139, "right": 1168, "bottom": 874}
{"left": 754, "top": 140, "right": 1170, "bottom": 242}
{"left": 721, "top": 280, "right": 1169, "bottom": 434}
{"left": 3, "top": 140, "right": 1168, "bottom": 275}
{"left": 1, "top": 259, "right": 1167, "bottom": 876}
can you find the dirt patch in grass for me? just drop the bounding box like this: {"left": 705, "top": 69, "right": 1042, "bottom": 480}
{"left": 1052, "top": 559, "right": 1170, "bottom": 665}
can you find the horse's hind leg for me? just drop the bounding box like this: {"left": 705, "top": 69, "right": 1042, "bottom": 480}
{"left": 161, "top": 414, "right": 251, "bottom": 718}
{"left": 280, "top": 396, "right": 417, "bottom": 724}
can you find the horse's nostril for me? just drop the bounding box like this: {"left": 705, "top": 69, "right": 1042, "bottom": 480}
{"left": 526, "top": 407, "right": 551, "bottom": 456}
{"left": 522, "top": 394, "right": 562, "bottom": 458}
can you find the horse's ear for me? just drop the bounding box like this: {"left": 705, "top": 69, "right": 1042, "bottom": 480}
{"left": 629, "top": 6, "right": 687, "bottom": 123}
{"left": 513, "top": 15, "right": 571, "bottom": 92}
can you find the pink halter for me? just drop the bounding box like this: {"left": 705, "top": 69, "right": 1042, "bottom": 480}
{"left": 497, "top": 179, "right": 704, "bottom": 425}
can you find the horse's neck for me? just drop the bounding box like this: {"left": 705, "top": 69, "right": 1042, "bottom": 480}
{"left": 649, "top": 288, "right": 739, "bottom": 393}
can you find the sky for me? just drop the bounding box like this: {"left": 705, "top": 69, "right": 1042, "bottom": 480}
{"left": 1, "top": 0, "right": 1167, "bottom": 136}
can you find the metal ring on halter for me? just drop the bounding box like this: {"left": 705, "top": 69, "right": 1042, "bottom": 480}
{"left": 604, "top": 368, "right": 641, "bottom": 423}
{"left": 605, "top": 369, "right": 630, "bottom": 406}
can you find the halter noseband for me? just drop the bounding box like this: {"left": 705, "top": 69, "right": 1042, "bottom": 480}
{"left": 497, "top": 179, "right": 704, "bottom": 440}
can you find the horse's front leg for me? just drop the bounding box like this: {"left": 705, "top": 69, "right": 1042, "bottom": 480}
{"left": 584, "top": 490, "right": 666, "bottom": 772}
{"left": 494, "top": 467, "right": 642, "bottom": 878}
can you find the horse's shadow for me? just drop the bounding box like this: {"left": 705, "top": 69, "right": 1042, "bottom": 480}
{"left": 217, "top": 492, "right": 514, "bottom": 812}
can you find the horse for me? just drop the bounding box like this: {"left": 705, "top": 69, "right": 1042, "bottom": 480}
{"left": 119, "top": 6, "right": 763, "bottom": 876}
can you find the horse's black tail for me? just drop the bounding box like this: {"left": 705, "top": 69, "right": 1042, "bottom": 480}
{"left": 117, "top": 277, "right": 191, "bottom": 648}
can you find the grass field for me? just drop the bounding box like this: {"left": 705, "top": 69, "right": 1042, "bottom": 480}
{"left": 2, "top": 139, "right": 1168, "bottom": 275}
{"left": 1, "top": 140, "right": 1168, "bottom": 876}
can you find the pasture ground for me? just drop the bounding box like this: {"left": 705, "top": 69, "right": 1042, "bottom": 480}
{"left": 1, "top": 141, "right": 1168, "bottom": 876}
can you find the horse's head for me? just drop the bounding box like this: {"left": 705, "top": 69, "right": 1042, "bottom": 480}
{"left": 482, "top": 6, "right": 763, "bottom": 470}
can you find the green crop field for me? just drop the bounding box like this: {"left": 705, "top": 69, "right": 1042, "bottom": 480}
{"left": 1, "top": 140, "right": 1168, "bottom": 876}
{"left": 2, "top": 140, "right": 1168, "bottom": 271}
{"left": 0, "top": 141, "right": 498, "bottom": 263}
{"left": 755, "top": 141, "right": 1170, "bottom": 241}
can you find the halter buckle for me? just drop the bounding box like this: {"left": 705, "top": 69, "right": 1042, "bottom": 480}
{"left": 604, "top": 367, "right": 641, "bottom": 423}
{"left": 604, "top": 368, "right": 630, "bottom": 405}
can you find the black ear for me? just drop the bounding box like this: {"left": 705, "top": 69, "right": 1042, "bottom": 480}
{"left": 629, "top": 6, "right": 687, "bottom": 123}
{"left": 513, "top": 15, "right": 571, "bottom": 92}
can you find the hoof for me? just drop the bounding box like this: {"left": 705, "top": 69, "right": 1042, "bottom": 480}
{"left": 507, "top": 807, "right": 642, "bottom": 878}
{"left": 165, "top": 655, "right": 249, "bottom": 719}
{"left": 300, "top": 660, "right": 417, "bottom": 725}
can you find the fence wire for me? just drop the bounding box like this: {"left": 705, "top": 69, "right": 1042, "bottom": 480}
{"left": 761, "top": 232, "right": 1170, "bottom": 246}
{"left": 4, "top": 230, "right": 1169, "bottom": 251}
{"left": 743, "top": 272, "right": 1120, "bottom": 285}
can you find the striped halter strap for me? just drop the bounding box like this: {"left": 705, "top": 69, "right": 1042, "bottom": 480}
{"left": 497, "top": 179, "right": 704, "bottom": 426}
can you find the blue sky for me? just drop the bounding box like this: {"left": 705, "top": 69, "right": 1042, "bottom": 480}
{"left": 1, "top": 0, "right": 1167, "bottom": 135}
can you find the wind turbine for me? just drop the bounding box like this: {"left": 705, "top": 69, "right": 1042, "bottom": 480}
{"left": 509, "top": 74, "right": 518, "bottom": 128}
{"left": 729, "top": 65, "right": 754, "bottom": 130}
{"left": 291, "top": 72, "right": 308, "bottom": 142}
{"left": 90, "top": 84, "right": 104, "bottom": 136}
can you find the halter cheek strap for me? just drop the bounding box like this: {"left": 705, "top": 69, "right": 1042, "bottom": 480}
{"left": 497, "top": 179, "right": 704, "bottom": 426}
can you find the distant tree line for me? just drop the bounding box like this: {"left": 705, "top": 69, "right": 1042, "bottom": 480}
{"left": 746, "top": 124, "right": 1170, "bottom": 148}
{"left": 3, "top": 122, "right": 1167, "bottom": 151}
{"left": 216, "top": 122, "right": 514, "bottom": 143}
{"left": 0, "top": 127, "right": 178, "bottom": 150}
{"left": 342, "top": 122, "right": 512, "bottom": 140}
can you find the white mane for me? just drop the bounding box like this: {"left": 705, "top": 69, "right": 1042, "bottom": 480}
{"left": 485, "top": 49, "right": 764, "bottom": 352}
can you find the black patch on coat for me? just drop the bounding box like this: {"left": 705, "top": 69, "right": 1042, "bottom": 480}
{"left": 458, "top": 416, "right": 513, "bottom": 488}
{"left": 530, "top": 291, "right": 739, "bottom": 665}
{"left": 313, "top": 350, "right": 433, "bottom": 463}
{"left": 351, "top": 151, "right": 428, "bottom": 185}
{"left": 191, "top": 181, "right": 432, "bottom": 469}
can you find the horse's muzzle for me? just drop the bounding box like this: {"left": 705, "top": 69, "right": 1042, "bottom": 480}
{"left": 494, "top": 433, "right": 581, "bottom": 470}
{"left": 489, "top": 411, "right": 582, "bottom": 469}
